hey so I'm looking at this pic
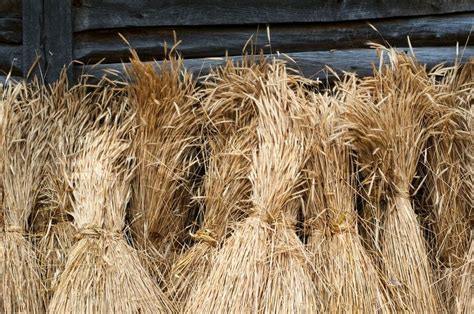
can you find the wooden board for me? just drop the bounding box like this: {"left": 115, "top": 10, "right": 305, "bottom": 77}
{"left": 76, "top": 46, "right": 474, "bottom": 82}
{"left": 0, "top": 44, "right": 22, "bottom": 75}
{"left": 74, "top": 13, "right": 474, "bottom": 64}
{"left": 73, "top": 0, "right": 474, "bottom": 31}
{"left": 0, "top": 17, "right": 22, "bottom": 44}
{"left": 23, "top": 0, "right": 44, "bottom": 78}
{"left": 0, "top": 0, "right": 21, "bottom": 18}
{"left": 43, "top": 0, "right": 73, "bottom": 82}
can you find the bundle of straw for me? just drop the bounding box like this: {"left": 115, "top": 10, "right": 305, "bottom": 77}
{"left": 341, "top": 48, "right": 441, "bottom": 311}
{"left": 48, "top": 101, "right": 175, "bottom": 312}
{"left": 304, "top": 90, "right": 391, "bottom": 312}
{"left": 425, "top": 60, "right": 473, "bottom": 267}
{"left": 1, "top": 82, "right": 50, "bottom": 313}
{"left": 169, "top": 124, "right": 256, "bottom": 307}
{"left": 37, "top": 75, "right": 113, "bottom": 302}
{"left": 169, "top": 58, "right": 268, "bottom": 306}
{"left": 126, "top": 49, "right": 200, "bottom": 275}
{"left": 186, "top": 62, "right": 319, "bottom": 312}
{"left": 423, "top": 60, "right": 473, "bottom": 311}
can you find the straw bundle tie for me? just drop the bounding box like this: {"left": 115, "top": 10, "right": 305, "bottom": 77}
{"left": 5, "top": 225, "right": 23, "bottom": 235}
{"left": 190, "top": 229, "right": 218, "bottom": 247}
{"left": 74, "top": 225, "right": 122, "bottom": 241}
{"left": 329, "top": 210, "right": 357, "bottom": 236}
{"left": 305, "top": 211, "right": 356, "bottom": 236}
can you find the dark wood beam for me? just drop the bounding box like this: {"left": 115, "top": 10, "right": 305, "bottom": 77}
{"left": 74, "top": 13, "right": 474, "bottom": 64}
{"left": 22, "top": 0, "right": 44, "bottom": 79}
{"left": 75, "top": 46, "right": 474, "bottom": 82}
{"left": 0, "top": 17, "right": 22, "bottom": 44}
{"left": 73, "top": 0, "right": 474, "bottom": 31}
{"left": 43, "top": 0, "right": 73, "bottom": 82}
{"left": 0, "top": 44, "right": 22, "bottom": 75}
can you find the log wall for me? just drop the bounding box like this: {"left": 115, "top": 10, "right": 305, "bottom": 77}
{"left": 1, "top": 0, "right": 473, "bottom": 83}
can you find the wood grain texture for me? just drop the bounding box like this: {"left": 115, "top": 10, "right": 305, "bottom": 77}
{"left": 0, "top": 17, "right": 22, "bottom": 44}
{"left": 0, "top": 44, "right": 22, "bottom": 75}
{"left": 74, "top": 13, "right": 474, "bottom": 64}
{"left": 75, "top": 46, "right": 474, "bottom": 82}
{"left": 43, "top": 0, "right": 73, "bottom": 82}
{"left": 73, "top": 0, "right": 474, "bottom": 31}
{"left": 23, "top": 0, "right": 44, "bottom": 78}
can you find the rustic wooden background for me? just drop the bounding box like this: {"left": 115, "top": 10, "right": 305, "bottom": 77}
{"left": 1, "top": 0, "right": 473, "bottom": 83}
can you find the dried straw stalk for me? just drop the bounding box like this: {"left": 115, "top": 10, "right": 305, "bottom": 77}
{"left": 186, "top": 62, "right": 319, "bottom": 313}
{"left": 341, "top": 48, "right": 441, "bottom": 311}
{"left": 48, "top": 99, "right": 175, "bottom": 313}
{"left": 304, "top": 90, "right": 391, "bottom": 312}
{"left": 126, "top": 49, "right": 200, "bottom": 275}
{"left": 2, "top": 82, "right": 50, "bottom": 313}
{"left": 169, "top": 59, "right": 267, "bottom": 307}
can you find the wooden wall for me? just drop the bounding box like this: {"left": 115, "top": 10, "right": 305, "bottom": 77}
{"left": 1, "top": 0, "right": 473, "bottom": 83}
{"left": 0, "top": 0, "right": 21, "bottom": 78}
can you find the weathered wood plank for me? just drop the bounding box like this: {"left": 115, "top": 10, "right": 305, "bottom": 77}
{"left": 23, "top": 0, "right": 44, "bottom": 79}
{"left": 0, "top": 44, "right": 22, "bottom": 75}
{"left": 73, "top": 0, "right": 474, "bottom": 31}
{"left": 43, "top": 0, "right": 73, "bottom": 82}
{"left": 0, "top": 17, "right": 22, "bottom": 44}
{"left": 75, "top": 46, "right": 474, "bottom": 82}
{"left": 74, "top": 13, "right": 474, "bottom": 64}
{"left": 0, "top": 0, "right": 21, "bottom": 18}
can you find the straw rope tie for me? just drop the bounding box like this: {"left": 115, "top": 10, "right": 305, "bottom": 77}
{"left": 330, "top": 210, "right": 356, "bottom": 235}
{"left": 74, "top": 225, "right": 122, "bottom": 241}
{"left": 394, "top": 186, "right": 410, "bottom": 200}
{"left": 191, "top": 229, "right": 218, "bottom": 247}
{"left": 305, "top": 212, "right": 356, "bottom": 236}
{"left": 393, "top": 175, "right": 410, "bottom": 199}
